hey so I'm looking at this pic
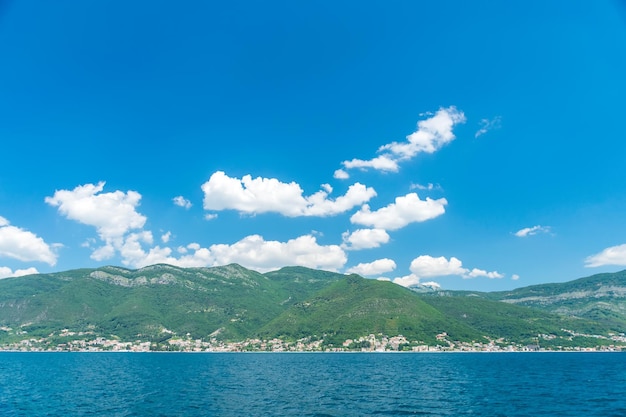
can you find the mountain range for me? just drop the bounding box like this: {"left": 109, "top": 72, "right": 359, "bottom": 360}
{"left": 0, "top": 264, "right": 624, "bottom": 351}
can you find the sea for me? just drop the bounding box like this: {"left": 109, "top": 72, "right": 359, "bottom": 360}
{"left": 0, "top": 352, "right": 625, "bottom": 416}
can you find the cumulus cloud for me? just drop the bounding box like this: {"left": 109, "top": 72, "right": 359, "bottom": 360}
{"left": 333, "top": 169, "right": 349, "bottom": 180}
{"left": 340, "top": 106, "right": 466, "bottom": 174}
{"left": 173, "top": 196, "right": 192, "bottom": 209}
{"left": 342, "top": 155, "right": 399, "bottom": 173}
{"left": 0, "top": 266, "right": 39, "bottom": 279}
{"left": 161, "top": 231, "right": 171, "bottom": 243}
{"left": 45, "top": 182, "right": 146, "bottom": 240}
{"left": 511, "top": 274, "right": 520, "bottom": 281}
{"left": 392, "top": 274, "right": 421, "bottom": 288}
{"left": 514, "top": 225, "right": 551, "bottom": 237}
{"left": 201, "top": 171, "right": 376, "bottom": 217}
{"left": 341, "top": 228, "right": 390, "bottom": 250}
{"left": 46, "top": 182, "right": 150, "bottom": 264}
{"left": 391, "top": 255, "right": 503, "bottom": 287}
{"left": 410, "top": 183, "right": 441, "bottom": 191}
{"left": 209, "top": 234, "right": 347, "bottom": 272}
{"left": 350, "top": 193, "right": 447, "bottom": 231}
{"left": 0, "top": 216, "right": 57, "bottom": 265}
{"left": 114, "top": 233, "right": 347, "bottom": 273}
{"left": 467, "top": 268, "right": 504, "bottom": 279}
{"left": 585, "top": 244, "right": 626, "bottom": 267}
{"left": 475, "top": 116, "right": 502, "bottom": 138}
{"left": 410, "top": 255, "right": 467, "bottom": 277}
{"left": 345, "top": 258, "right": 396, "bottom": 276}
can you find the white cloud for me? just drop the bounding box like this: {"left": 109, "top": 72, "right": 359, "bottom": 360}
{"left": 475, "top": 116, "right": 502, "bottom": 138}
{"left": 45, "top": 182, "right": 146, "bottom": 240}
{"left": 0, "top": 217, "right": 57, "bottom": 265}
{"left": 410, "top": 255, "right": 467, "bottom": 277}
{"left": 341, "top": 228, "right": 390, "bottom": 250}
{"left": 585, "top": 244, "right": 626, "bottom": 267}
{"left": 346, "top": 258, "right": 396, "bottom": 276}
{"left": 46, "top": 182, "right": 151, "bottom": 264}
{"left": 380, "top": 106, "right": 466, "bottom": 159}
{"left": 0, "top": 266, "right": 39, "bottom": 279}
{"left": 514, "top": 225, "right": 551, "bottom": 237}
{"left": 111, "top": 233, "right": 347, "bottom": 273}
{"left": 333, "top": 169, "right": 349, "bottom": 180}
{"left": 511, "top": 274, "right": 520, "bottom": 281}
{"left": 161, "top": 231, "right": 171, "bottom": 243}
{"left": 204, "top": 213, "right": 218, "bottom": 221}
{"left": 342, "top": 155, "right": 399, "bottom": 173}
{"left": 173, "top": 196, "right": 192, "bottom": 209}
{"left": 201, "top": 171, "right": 376, "bottom": 217}
{"left": 209, "top": 234, "right": 347, "bottom": 273}
{"left": 467, "top": 268, "right": 504, "bottom": 279}
{"left": 350, "top": 193, "right": 447, "bottom": 231}
{"left": 410, "top": 183, "right": 441, "bottom": 191}
{"left": 392, "top": 273, "right": 421, "bottom": 287}
{"left": 421, "top": 281, "right": 442, "bottom": 289}
{"left": 340, "top": 106, "right": 466, "bottom": 174}
{"left": 407, "top": 255, "right": 502, "bottom": 280}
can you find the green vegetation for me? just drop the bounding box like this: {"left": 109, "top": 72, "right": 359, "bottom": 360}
{"left": 0, "top": 265, "right": 625, "bottom": 350}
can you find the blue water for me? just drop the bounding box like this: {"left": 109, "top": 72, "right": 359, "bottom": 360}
{"left": 0, "top": 352, "right": 625, "bottom": 416}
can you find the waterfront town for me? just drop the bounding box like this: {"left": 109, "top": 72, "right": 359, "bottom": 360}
{"left": 1, "top": 327, "right": 624, "bottom": 353}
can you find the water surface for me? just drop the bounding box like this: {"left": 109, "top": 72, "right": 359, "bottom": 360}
{"left": 1, "top": 352, "right": 624, "bottom": 416}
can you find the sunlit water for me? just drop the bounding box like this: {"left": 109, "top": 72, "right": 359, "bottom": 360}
{"left": 1, "top": 352, "right": 625, "bottom": 416}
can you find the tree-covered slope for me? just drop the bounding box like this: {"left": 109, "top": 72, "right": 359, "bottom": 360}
{"left": 259, "top": 274, "right": 484, "bottom": 346}
{"left": 0, "top": 264, "right": 291, "bottom": 342}
{"left": 485, "top": 270, "right": 626, "bottom": 331}
{"left": 0, "top": 265, "right": 624, "bottom": 349}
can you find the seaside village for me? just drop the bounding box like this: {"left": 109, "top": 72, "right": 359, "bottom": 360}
{"left": 2, "top": 327, "right": 625, "bottom": 353}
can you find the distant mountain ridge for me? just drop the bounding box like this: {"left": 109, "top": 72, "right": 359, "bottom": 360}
{"left": 0, "top": 265, "right": 624, "bottom": 351}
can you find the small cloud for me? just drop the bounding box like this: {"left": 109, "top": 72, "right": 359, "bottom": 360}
{"left": 392, "top": 273, "right": 421, "bottom": 287}
{"left": 161, "top": 231, "right": 172, "bottom": 244}
{"left": 585, "top": 243, "right": 626, "bottom": 267}
{"left": 467, "top": 268, "right": 504, "bottom": 279}
{"left": 409, "top": 183, "right": 441, "bottom": 191}
{"left": 334, "top": 169, "right": 349, "bottom": 180}
{"left": 341, "top": 228, "right": 390, "bottom": 250}
{"left": 350, "top": 193, "right": 447, "bottom": 231}
{"left": 408, "top": 255, "right": 502, "bottom": 280}
{"left": 410, "top": 255, "right": 467, "bottom": 277}
{"left": 340, "top": 106, "right": 466, "bottom": 174}
{"left": 511, "top": 274, "right": 520, "bottom": 281}
{"left": 173, "top": 196, "right": 192, "bottom": 209}
{"left": 343, "top": 155, "right": 399, "bottom": 173}
{"left": 204, "top": 213, "right": 218, "bottom": 221}
{"left": 475, "top": 116, "right": 502, "bottom": 138}
{"left": 0, "top": 266, "right": 39, "bottom": 279}
{"left": 514, "top": 225, "right": 551, "bottom": 238}
{"left": 346, "top": 258, "right": 396, "bottom": 276}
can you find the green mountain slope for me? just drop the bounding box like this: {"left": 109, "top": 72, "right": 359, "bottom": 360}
{"left": 486, "top": 270, "right": 626, "bottom": 331}
{"left": 418, "top": 294, "right": 612, "bottom": 347}
{"left": 260, "top": 274, "right": 485, "bottom": 346}
{"left": 0, "top": 265, "right": 624, "bottom": 350}
{"left": 0, "top": 264, "right": 290, "bottom": 342}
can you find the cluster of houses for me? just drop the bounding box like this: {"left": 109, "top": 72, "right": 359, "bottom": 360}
{"left": 1, "top": 329, "right": 624, "bottom": 352}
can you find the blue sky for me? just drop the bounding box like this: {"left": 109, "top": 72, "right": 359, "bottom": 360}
{"left": 1, "top": 1, "right": 625, "bottom": 290}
